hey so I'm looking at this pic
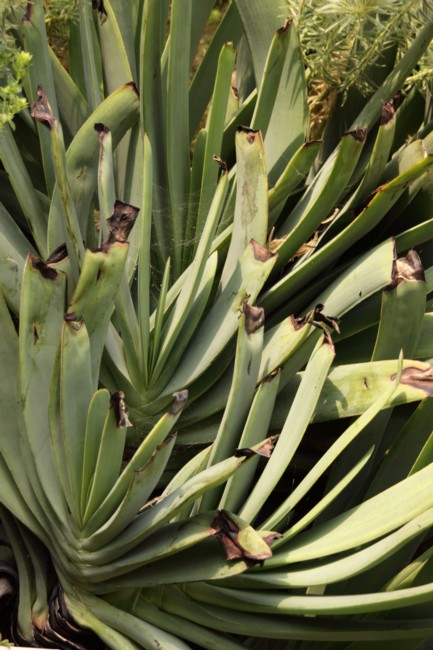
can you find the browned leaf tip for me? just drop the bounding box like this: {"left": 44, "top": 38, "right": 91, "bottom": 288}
{"left": 213, "top": 155, "right": 228, "bottom": 173}
{"left": 170, "top": 390, "right": 188, "bottom": 416}
{"left": 296, "top": 305, "right": 340, "bottom": 344}
{"left": 393, "top": 365, "right": 433, "bottom": 396}
{"left": 277, "top": 17, "right": 292, "bottom": 34}
{"left": 312, "top": 304, "right": 340, "bottom": 334}
{"left": 23, "top": 2, "right": 33, "bottom": 21}
{"left": 64, "top": 316, "right": 84, "bottom": 332}
{"left": 380, "top": 101, "right": 395, "bottom": 126}
{"left": 389, "top": 250, "right": 425, "bottom": 289}
{"left": 64, "top": 311, "right": 81, "bottom": 323}
{"left": 251, "top": 239, "right": 275, "bottom": 263}
{"left": 237, "top": 125, "right": 260, "bottom": 144}
{"left": 237, "top": 125, "right": 259, "bottom": 135}
{"left": 30, "top": 585, "right": 103, "bottom": 649}
{"left": 235, "top": 434, "right": 279, "bottom": 459}
{"left": 292, "top": 314, "right": 307, "bottom": 331}
{"left": 243, "top": 301, "right": 265, "bottom": 335}
{"left": 211, "top": 510, "right": 272, "bottom": 566}
{"left": 262, "top": 531, "right": 283, "bottom": 546}
{"left": 345, "top": 126, "right": 367, "bottom": 143}
{"left": 126, "top": 81, "right": 140, "bottom": 97}
{"left": 30, "top": 86, "right": 56, "bottom": 130}
{"left": 105, "top": 200, "right": 139, "bottom": 245}
{"left": 46, "top": 243, "right": 68, "bottom": 265}
{"left": 95, "top": 123, "right": 110, "bottom": 138}
{"left": 262, "top": 368, "right": 282, "bottom": 384}
{"left": 110, "top": 391, "right": 132, "bottom": 428}
{"left": 304, "top": 139, "right": 323, "bottom": 148}
{"left": 92, "top": 0, "right": 107, "bottom": 18}
{"left": 30, "top": 254, "right": 58, "bottom": 281}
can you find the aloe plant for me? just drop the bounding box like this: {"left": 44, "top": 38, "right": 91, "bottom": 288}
{"left": 2, "top": 0, "right": 433, "bottom": 648}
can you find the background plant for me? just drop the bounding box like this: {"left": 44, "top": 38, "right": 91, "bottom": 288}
{"left": 285, "top": 0, "right": 433, "bottom": 136}
{"left": 1, "top": 1, "right": 433, "bottom": 649}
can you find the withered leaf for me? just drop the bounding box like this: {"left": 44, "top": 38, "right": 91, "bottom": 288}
{"left": 30, "top": 254, "right": 58, "bottom": 281}
{"left": 105, "top": 200, "right": 139, "bottom": 245}
{"left": 46, "top": 243, "right": 68, "bottom": 265}
{"left": 30, "top": 86, "right": 56, "bottom": 130}
{"left": 251, "top": 239, "right": 275, "bottom": 263}
{"left": 170, "top": 390, "right": 188, "bottom": 416}
{"left": 394, "top": 365, "right": 433, "bottom": 396}
{"left": 389, "top": 249, "right": 425, "bottom": 289}
{"left": 243, "top": 301, "right": 265, "bottom": 335}
{"left": 311, "top": 304, "right": 340, "bottom": 335}
{"left": 110, "top": 391, "right": 132, "bottom": 428}
{"left": 211, "top": 510, "right": 273, "bottom": 567}
{"left": 235, "top": 435, "right": 279, "bottom": 459}
{"left": 381, "top": 100, "right": 395, "bottom": 125}
{"left": 262, "top": 531, "right": 283, "bottom": 546}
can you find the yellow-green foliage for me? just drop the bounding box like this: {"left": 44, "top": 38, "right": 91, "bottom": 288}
{"left": 0, "top": 1, "right": 31, "bottom": 128}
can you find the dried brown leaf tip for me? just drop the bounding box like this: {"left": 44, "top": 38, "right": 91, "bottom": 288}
{"left": 30, "top": 86, "right": 56, "bottom": 130}
{"left": 211, "top": 510, "right": 273, "bottom": 567}
{"left": 110, "top": 391, "right": 132, "bottom": 428}
{"left": 262, "top": 531, "right": 283, "bottom": 546}
{"left": 237, "top": 125, "right": 260, "bottom": 144}
{"left": 95, "top": 122, "right": 110, "bottom": 140}
{"left": 170, "top": 390, "right": 188, "bottom": 416}
{"left": 23, "top": 2, "right": 33, "bottom": 21}
{"left": 28, "top": 585, "right": 103, "bottom": 650}
{"left": 251, "top": 239, "right": 275, "bottom": 263}
{"left": 277, "top": 17, "right": 292, "bottom": 34}
{"left": 64, "top": 312, "right": 83, "bottom": 330}
{"left": 30, "top": 254, "right": 58, "bottom": 281}
{"left": 296, "top": 304, "right": 340, "bottom": 346}
{"left": 92, "top": 0, "right": 107, "bottom": 20}
{"left": 381, "top": 101, "right": 395, "bottom": 126}
{"left": 394, "top": 365, "right": 433, "bottom": 396}
{"left": 105, "top": 200, "right": 139, "bottom": 245}
{"left": 235, "top": 435, "right": 279, "bottom": 459}
{"left": 243, "top": 301, "right": 265, "bottom": 335}
{"left": 346, "top": 127, "right": 367, "bottom": 143}
{"left": 213, "top": 155, "right": 228, "bottom": 173}
{"left": 46, "top": 243, "right": 68, "bottom": 265}
{"left": 389, "top": 249, "right": 425, "bottom": 288}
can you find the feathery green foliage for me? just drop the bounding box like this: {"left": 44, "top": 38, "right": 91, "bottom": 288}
{"left": 286, "top": 0, "right": 433, "bottom": 103}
